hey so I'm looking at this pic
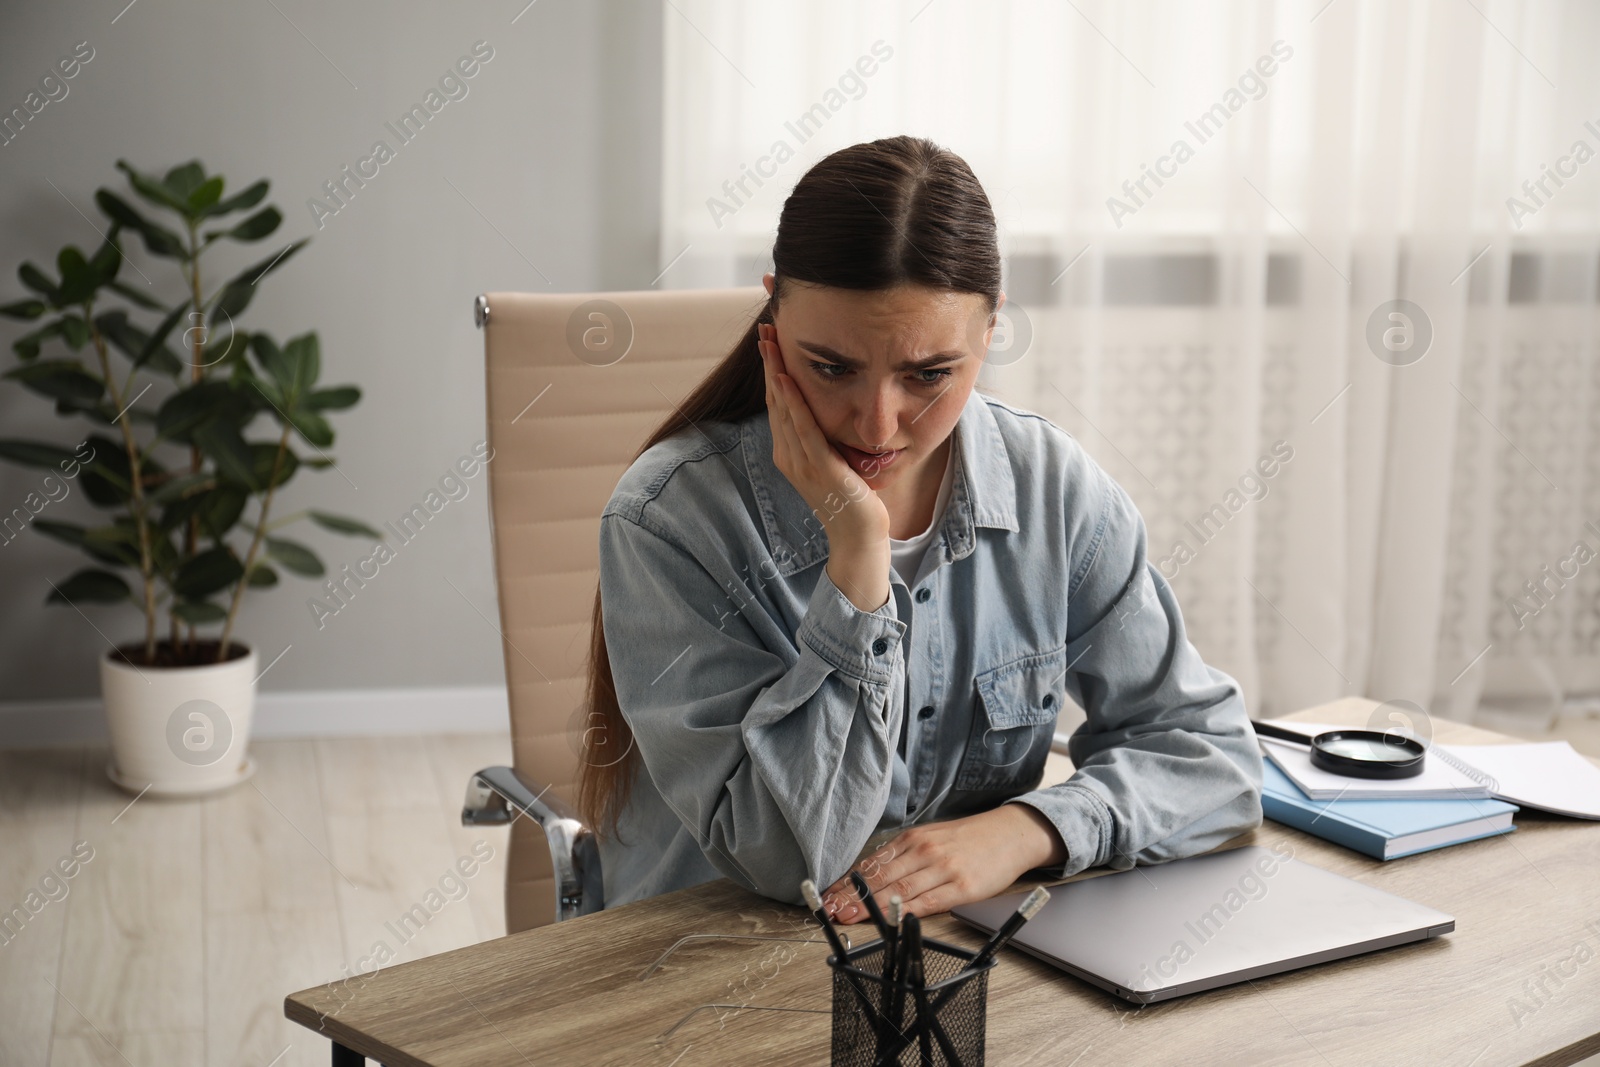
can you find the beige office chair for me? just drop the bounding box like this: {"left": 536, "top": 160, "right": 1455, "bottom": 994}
{"left": 460, "top": 285, "right": 766, "bottom": 934}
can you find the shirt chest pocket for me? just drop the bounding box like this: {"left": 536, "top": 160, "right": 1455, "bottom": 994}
{"left": 954, "top": 646, "right": 1066, "bottom": 793}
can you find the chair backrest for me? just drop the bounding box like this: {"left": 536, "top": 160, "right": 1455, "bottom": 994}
{"left": 480, "top": 285, "right": 766, "bottom": 933}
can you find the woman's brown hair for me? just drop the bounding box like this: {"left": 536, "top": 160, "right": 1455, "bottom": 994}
{"left": 577, "top": 134, "right": 1004, "bottom": 839}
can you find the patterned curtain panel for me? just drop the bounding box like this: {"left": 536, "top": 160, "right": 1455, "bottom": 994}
{"left": 659, "top": 0, "right": 1600, "bottom": 728}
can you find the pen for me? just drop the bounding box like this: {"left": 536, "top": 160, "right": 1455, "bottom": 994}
{"left": 801, "top": 878, "right": 854, "bottom": 965}
{"left": 904, "top": 913, "right": 935, "bottom": 1067}
{"left": 878, "top": 912, "right": 963, "bottom": 1065}
{"left": 965, "top": 885, "right": 1051, "bottom": 975}
{"left": 888, "top": 896, "right": 906, "bottom": 1026}
{"left": 874, "top": 895, "right": 907, "bottom": 1066}
{"left": 849, "top": 867, "right": 897, "bottom": 997}
{"left": 908, "top": 884, "right": 1055, "bottom": 1030}
{"left": 801, "top": 879, "right": 885, "bottom": 1040}
{"left": 887, "top": 894, "right": 904, "bottom": 986}
{"left": 850, "top": 869, "right": 893, "bottom": 945}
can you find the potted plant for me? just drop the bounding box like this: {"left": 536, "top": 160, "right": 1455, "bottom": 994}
{"left": 0, "top": 159, "right": 377, "bottom": 796}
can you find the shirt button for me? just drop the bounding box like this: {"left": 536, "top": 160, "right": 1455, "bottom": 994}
{"left": 1043, "top": 693, "right": 1056, "bottom": 709}
{"left": 871, "top": 637, "right": 889, "bottom": 656}
{"left": 915, "top": 588, "right": 931, "bottom": 603}
{"left": 907, "top": 801, "right": 918, "bottom": 815}
{"left": 917, "top": 705, "right": 934, "bottom": 720}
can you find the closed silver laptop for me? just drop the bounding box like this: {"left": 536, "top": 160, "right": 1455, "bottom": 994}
{"left": 951, "top": 844, "right": 1454, "bottom": 1003}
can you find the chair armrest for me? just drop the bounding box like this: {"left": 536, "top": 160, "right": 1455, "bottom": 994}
{"left": 462, "top": 765, "right": 604, "bottom": 923}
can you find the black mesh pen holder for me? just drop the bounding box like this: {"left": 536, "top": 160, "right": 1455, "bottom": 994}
{"left": 827, "top": 936, "right": 994, "bottom": 1067}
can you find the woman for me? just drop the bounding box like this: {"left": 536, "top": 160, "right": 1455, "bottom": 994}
{"left": 580, "top": 135, "right": 1262, "bottom": 923}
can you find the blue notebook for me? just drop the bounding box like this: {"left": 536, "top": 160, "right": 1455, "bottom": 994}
{"left": 1261, "top": 757, "right": 1519, "bottom": 860}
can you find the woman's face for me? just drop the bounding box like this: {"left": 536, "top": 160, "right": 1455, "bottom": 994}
{"left": 762, "top": 273, "right": 1002, "bottom": 489}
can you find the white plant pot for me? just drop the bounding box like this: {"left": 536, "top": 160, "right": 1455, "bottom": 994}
{"left": 100, "top": 645, "right": 258, "bottom": 797}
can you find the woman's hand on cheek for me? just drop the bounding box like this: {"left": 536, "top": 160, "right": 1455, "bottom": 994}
{"left": 758, "top": 322, "right": 889, "bottom": 546}
{"left": 816, "top": 806, "right": 1061, "bottom": 922}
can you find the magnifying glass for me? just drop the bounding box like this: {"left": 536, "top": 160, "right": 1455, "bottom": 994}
{"left": 1250, "top": 720, "right": 1426, "bottom": 780}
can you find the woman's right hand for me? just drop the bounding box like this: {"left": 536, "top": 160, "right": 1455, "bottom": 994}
{"left": 759, "top": 322, "right": 890, "bottom": 548}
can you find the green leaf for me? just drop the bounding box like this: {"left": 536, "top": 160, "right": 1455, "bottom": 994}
{"left": 88, "top": 230, "right": 123, "bottom": 288}
{"left": 238, "top": 238, "right": 311, "bottom": 285}
{"left": 19, "top": 262, "right": 60, "bottom": 304}
{"left": 287, "top": 409, "right": 333, "bottom": 448}
{"left": 148, "top": 471, "right": 214, "bottom": 506}
{"left": 0, "top": 297, "right": 47, "bottom": 320}
{"left": 204, "top": 179, "right": 269, "bottom": 218}
{"left": 55, "top": 246, "right": 95, "bottom": 304}
{"left": 266, "top": 536, "right": 323, "bottom": 577}
{"left": 106, "top": 280, "right": 164, "bottom": 310}
{"left": 3, "top": 360, "right": 104, "bottom": 405}
{"left": 80, "top": 523, "right": 142, "bottom": 567}
{"left": 208, "top": 205, "right": 281, "bottom": 242}
{"left": 160, "top": 484, "right": 246, "bottom": 541}
{"left": 169, "top": 498, "right": 220, "bottom": 533}
{"left": 58, "top": 314, "right": 91, "bottom": 351}
{"left": 55, "top": 396, "right": 113, "bottom": 424}
{"left": 308, "top": 511, "right": 382, "bottom": 538}
{"left": 53, "top": 242, "right": 109, "bottom": 305}
{"left": 197, "top": 326, "right": 249, "bottom": 372}
{"left": 137, "top": 302, "right": 191, "bottom": 370}
{"left": 171, "top": 599, "right": 228, "bottom": 624}
{"left": 198, "top": 485, "right": 247, "bottom": 540}
{"left": 149, "top": 526, "right": 180, "bottom": 576}
{"left": 283, "top": 333, "right": 320, "bottom": 398}
{"left": 172, "top": 546, "right": 244, "bottom": 598}
{"left": 249, "top": 334, "right": 290, "bottom": 391}
{"left": 95, "top": 187, "right": 152, "bottom": 228}
{"left": 95, "top": 188, "right": 187, "bottom": 258}
{"left": 162, "top": 161, "right": 207, "bottom": 201}
{"left": 194, "top": 421, "right": 257, "bottom": 488}
{"left": 246, "top": 563, "right": 279, "bottom": 588}
{"left": 186, "top": 176, "right": 224, "bottom": 215}
{"left": 0, "top": 440, "right": 78, "bottom": 468}
{"left": 30, "top": 519, "right": 90, "bottom": 551}
{"left": 241, "top": 368, "right": 283, "bottom": 411}
{"left": 118, "top": 159, "right": 189, "bottom": 212}
{"left": 31, "top": 520, "right": 137, "bottom": 567}
{"left": 158, "top": 491, "right": 205, "bottom": 531}
{"left": 155, "top": 380, "right": 253, "bottom": 444}
{"left": 301, "top": 385, "right": 359, "bottom": 412}
{"left": 46, "top": 568, "right": 132, "bottom": 604}
{"left": 303, "top": 456, "right": 336, "bottom": 469}
{"left": 209, "top": 239, "right": 310, "bottom": 319}
{"left": 12, "top": 319, "right": 65, "bottom": 360}
{"left": 154, "top": 382, "right": 222, "bottom": 442}
{"left": 79, "top": 435, "right": 134, "bottom": 506}
{"left": 94, "top": 308, "right": 185, "bottom": 377}
{"left": 210, "top": 281, "right": 254, "bottom": 321}
{"left": 248, "top": 442, "right": 299, "bottom": 490}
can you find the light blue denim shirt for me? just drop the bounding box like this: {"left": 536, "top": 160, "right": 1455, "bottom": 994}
{"left": 595, "top": 387, "right": 1263, "bottom": 910}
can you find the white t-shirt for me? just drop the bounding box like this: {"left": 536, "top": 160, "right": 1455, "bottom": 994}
{"left": 888, "top": 444, "right": 956, "bottom": 589}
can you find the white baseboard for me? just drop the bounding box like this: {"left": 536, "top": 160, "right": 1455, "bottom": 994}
{"left": 0, "top": 685, "right": 511, "bottom": 748}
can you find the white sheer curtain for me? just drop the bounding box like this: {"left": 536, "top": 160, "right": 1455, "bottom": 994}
{"left": 660, "top": 0, "right": 1600, "bottom": 728}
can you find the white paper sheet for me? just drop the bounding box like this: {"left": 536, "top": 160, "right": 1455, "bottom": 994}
{"left": 1434, "top": 741, "right": 1600, "bottom": 819}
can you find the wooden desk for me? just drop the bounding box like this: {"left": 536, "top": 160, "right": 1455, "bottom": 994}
{"left": 285, "top": 699, "right": 1600, "bottom": 1066}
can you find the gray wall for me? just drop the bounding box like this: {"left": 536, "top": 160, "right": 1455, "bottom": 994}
{"left": 0, "top": 0, "right": 663, "bottom": 702}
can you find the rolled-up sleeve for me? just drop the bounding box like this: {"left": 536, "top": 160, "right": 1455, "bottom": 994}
{"left": 1005, "top": 454, "right": 1264, "bottom": 879}
{"left": 599, "top": 510, "right": 908, "bottom": 905}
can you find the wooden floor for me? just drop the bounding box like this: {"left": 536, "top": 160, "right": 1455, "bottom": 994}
{"left": 3, "top": 716, "right": 1598, "bottom": 1067}
{"left": 0, "top": 734, "right": 512, "bottom": 1067}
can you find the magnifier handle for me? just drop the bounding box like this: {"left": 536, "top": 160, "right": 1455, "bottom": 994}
{"left": 1249, "top": 720, "right": 1318, "bottom": 746}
